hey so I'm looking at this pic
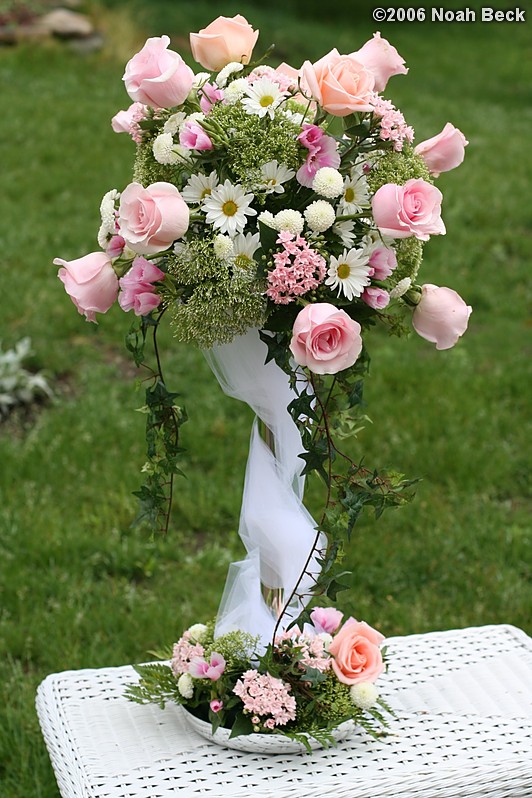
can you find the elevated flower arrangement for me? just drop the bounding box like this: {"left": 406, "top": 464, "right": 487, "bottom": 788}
{"left": 56, "top": 14, "right": 471, "bottom": 749}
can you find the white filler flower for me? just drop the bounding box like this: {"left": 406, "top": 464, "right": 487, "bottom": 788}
{"left": 177, "top": 673, "right": 194, "bottom": 699}
{"left": 202, "top": 179, "right": 257, "bottom": 236}
{"left": 312, "top": 167, "right": 344, "bottom": 199}
{"left": 182, "top": 171, "right": 219, "bottom": 205}
{"left": 350, "top": 681, "right": 379, "bottom": 710}
{"left": 304, "top": 200, "right": 336, "bottom": 233}
{"left": 326, "top": 247, "right": 372, "bottom": 300}
{"left": 241, "top": 77, "right": 288, "bottom": 119}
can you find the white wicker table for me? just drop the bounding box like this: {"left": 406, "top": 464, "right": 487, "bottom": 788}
{"left": 36, "top": 624, "right": 532, "bottom": 798}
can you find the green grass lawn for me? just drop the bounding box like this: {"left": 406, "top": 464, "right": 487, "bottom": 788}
{"left": 0, "top": 3, "right": 530, "bottom": 795}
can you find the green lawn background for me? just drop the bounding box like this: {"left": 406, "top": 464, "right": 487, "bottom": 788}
{"left": 0, "top": 1, "right": 530, "bottom": 794}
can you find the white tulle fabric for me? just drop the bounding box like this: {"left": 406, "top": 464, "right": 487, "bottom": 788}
{"left": 204, "top": 328, "right": 323, "bottom": 649}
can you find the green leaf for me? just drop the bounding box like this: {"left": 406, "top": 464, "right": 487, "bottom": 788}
{"left": 229, "top": 711, "right": 254, "bottom": 738}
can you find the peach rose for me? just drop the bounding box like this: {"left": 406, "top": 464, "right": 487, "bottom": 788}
{"left": 55, "top": 252, "right": 118, "bottom": 323}
{"left": 290, "top": 303, "right": 363, "bottom": 375}
{"left": 328, "top": 618, "right": 385, "bottom": 685}
{"left": 414, "top": 123, "right": 469, "bottom": 178}
{"left": 353, "top": 31, "right": 408, "bottom": 92}
{"left": 301, "top": 49, "right": 375, "bottom": 117}
{"left": 118, "top": 182, "right": 189, "bottom": 255}
{"left": 412, "top": 284, "right": 472, "bottom": 350}
{"left": 190, "top": 15, "right": 259, "bottom": 71}
{"left": 123, "top": 36, "right": 194, "bottom": 109}
{"left": 372, "top": 178, "right": 445, "bottom": 241}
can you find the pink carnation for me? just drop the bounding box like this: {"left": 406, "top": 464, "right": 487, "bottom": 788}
{"left": 266, "top": 233, "right": 326, "bottom": 304}
{"left": 179, "top": 121, "right": 213, "bottom": 151}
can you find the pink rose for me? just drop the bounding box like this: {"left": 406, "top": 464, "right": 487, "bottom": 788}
{"left": 118, "top": 257, "right": 164, "bottom": 316}
{"left": 118, "top": 181, "right": 189, "bottom": 255}
{"left": 290, "top": 303, "right": 363, "bottom": 375}
{"left": 123, "top": 36, "right": 194, "bottom": 109}
{"left": 55, "top": 251, "right": 118, "bottom": 323}
{"left": 361, "top": 286, "right": 390, "bottom": 309}
{"left": 179, "top": 121, "right": 214, "bottom": 151}
{"left": 414, "top": 122, "right": 469, "bottom": 178}
{"left": 190, "top": 15, "right": 259, "bottom": 71}
{"left": 328, "top": 618, "right": 385, "bottom": 685}
{"left": 368, "top": 246, "right": 397, "bottom": 280}
{"left": 353, "top": 32, "right": 408, "bottom": 92}
{"left": 301, "top": 49, "right": 375, "bottom": 117}
{"left": 372, "top": 178, "right": 446, "bottom": 241}
{"left": 412, "top": 284, "right": 472, "bottom": 350}
{"left": 310, "top": 607, "right": 344, "bottom": 635}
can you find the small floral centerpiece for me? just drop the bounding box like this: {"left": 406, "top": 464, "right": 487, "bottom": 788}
{"left": 128, "top": 608, "right": 391, "bottom": 750}
{"left": 56, "top": 14, "right": 471, "bottom": 748}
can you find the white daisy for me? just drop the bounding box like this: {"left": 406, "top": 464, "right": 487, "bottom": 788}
{"left": 333, "top": 220, "right": 356, "bottom": 248}
{"left": 304, "top": 200, "right": 336, "bottom": 233}
{"left": 339, "top": 166, "right": 370, "bottom": 214}
{"left": 232, "top": 232, "right": 261, "bottom": 260}
{"left": 202, "top": 179, "right": 257, "bottom": 236}
{"left": 215, "top": 62, "right": 244, "bottom": 87}
{"left": 326, "top": 248, "right": 372, "bottom": 300}
{"left": 259, "top": 160, "right": 295, "bottom": 194}
{"left": 241, "top": 77, "right": 288, "bottom": 120}
{"left": 182, "top": 172, "right": 219, "bottom": 205}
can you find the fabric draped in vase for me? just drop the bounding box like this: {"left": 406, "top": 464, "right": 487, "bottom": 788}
{"left": 203, "top": 329, "right": 324, "bottom": 649}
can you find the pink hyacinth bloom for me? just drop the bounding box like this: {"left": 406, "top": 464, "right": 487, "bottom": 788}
{"left": 188, "top": 652, "right": 226, "bottom": 681}
{"left": 310, "top": 607, "right": 344, "bottom": 635}
{"left": 170, "top": 633, "right": 205, "bottom": 677}
{"left": 266, "top": 233, "right": 326, "bottom": 304}
{"left": 362, "top": 286, "right": 390, "bottom": 309}
{"left": 199, "top": 82, "right": 224, "bottom": 114}
{"left": 179, "top": 121, "right": 214, "bottom": 151}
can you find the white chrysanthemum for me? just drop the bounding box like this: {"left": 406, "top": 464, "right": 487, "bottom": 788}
{"left": 152, "top": 133, "right": 179, "bottom": 165}
{"left": 233, "top": 231, "right": 261, "bottom": 260}
{"left": 350, "top": 681, "right": 379, "bottom": 710}
{"left": 188, "top": 111, "right": 205, "bottom": 124}
{"left": 258, "top": 210, "right": 276, "bottom": 228}
{"left": 259, "top": 160, "right": 296, "bottom": 194}
{"left": 273, "top": 209, "right": 305, "bottom": 235}
{"left": 163, "top": 111, "right": 187, "bottom": 135}
{"left": 326, "top": 248, "right": 372, "bottom": 300}
{"left": 339, "top": 167, "right": 370, "bottom": 214}
{"left": 213, "top": 234, "right": 234, "bottom": 260}
{"left": 223, "top": 78, "right": 249, "bottom": 105}
{"left": 317, "top": 632, "right": 333, "bottom": 652}
{"left": 97, "top": 188, "right": 119, "bottom": 248}
{"left": 216, "top": 61, "right": 244, "bottom": 87}
{"left": 304, "top": 201, "right": 336, "bottom": 233}
{"left": 333, "top": 220, "right": 356, "bottom": 248}
{"left": 390, "top": 277, "right": 412, "bottom": 299}
{"left": 241, "top": 77, "right": 288, "bottom": 120}
{"left": 182, "top": 172, "right": 219, "bottom": 205}
{"left": 177, "top": 673, "right": 194, "bottom": 699}
{"left": 282, "top": 109, "right": 305, "bottom": 126}
{"left": 312, "top": 167, "right": 344, "bottom": 199}
{"left": 186, "top": 623, "right": 209, "bottom": 643}
{"left": 202, "top": 179, "right": 257, "bottom": 236}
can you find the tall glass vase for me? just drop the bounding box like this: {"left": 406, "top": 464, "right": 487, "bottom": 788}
{"left": 203, "top": 329, "right": 324, "bottom": 650}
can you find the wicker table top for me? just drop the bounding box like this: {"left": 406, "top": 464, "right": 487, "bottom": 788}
{"left": 36, "top": 624, "right": 532, "bottom": 798}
